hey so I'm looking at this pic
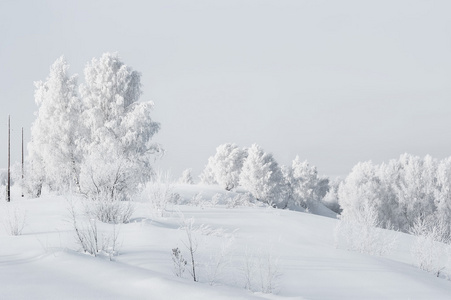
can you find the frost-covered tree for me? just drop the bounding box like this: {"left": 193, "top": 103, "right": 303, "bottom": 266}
{"left": 338, "top": 154, "right": 445, "bottom": 233}
{"left": 338, "top": 161, "right": 391, "bottom": 228}
{"left": 79, "top": 53, "right": 162, "bottom": 201}
{"left": 434, "top": 158, "right": 451, "bottom": 237}
{"left": 200, "top": 143, "right": 247, "bottom": 191}
{"left": 179, "top": 169, "right": 194, "bottom": 185}
{"left": 322, "top": 177, "right": 342, "bottom": 214}
{"left": 285, "top": 156, "right": 329, "bottom": 210}
{"left": 396, "top": 154, "right": 437, "bottom": 230}
{"left": 376, "top": 159, "right": 403, "bottom": 229}
{"left": 239, "top": 144, "right": 286, "bottom": 207}
{"left": 199, "top": 164, "right": 217, "bottom": 185}
{"left": 27, "top": 56, "right": 83, "bottom": 196}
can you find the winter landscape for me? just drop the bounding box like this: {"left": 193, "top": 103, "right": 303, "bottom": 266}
{"left": 2, "top": 1, "right": 451, "bottom": 299}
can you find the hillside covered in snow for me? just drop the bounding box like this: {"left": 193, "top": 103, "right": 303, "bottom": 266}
{"left": 1, "top": 184, "right": 451, "bottom": 299}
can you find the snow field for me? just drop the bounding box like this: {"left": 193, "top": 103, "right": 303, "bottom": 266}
{"left": 1, "top": 184, "right": 451, "bottom": 299}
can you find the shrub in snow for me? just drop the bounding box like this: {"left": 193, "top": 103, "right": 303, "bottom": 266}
{"left": 410, "top": 217, "right": 449, "bottom": 277}
{"left": 226, "top": 193, "right": 255, "bottom": 209}
{"left": 200, "top": 143, "right": 247, "bottom": 191}
{"left": 144, "top": 171, "right": 179, "bottom": 217}
{"left": 210, "top": 193, "right": 223, "bottom": 206}
{"left": 84, "top": 193, "right": 134, "bottom": 224}
{"left": 27, "top": 56, "right": 83, "bottom": 195}
{"left": 239, "top": 144, "right": 287, "bottom": 208}
{"left": 172, "top": 247, "right": 187, "bottom": 277}
{"left": 190, "top": 192, "right": 205, "bottom": 208}
{"left": 241, "top": 246, "right": 281, "bottom": 294}
{"left": 79, "top": 53, "right": 162, "bottom": 202}
{"left": 334, "top": 202, "right": 397, "bottom": 256}
{"left": 0, "top": 169, "right": 6, "bottom": 186}
{"left": 0, "top": 184, "right": 4, "bottom": 201}
{"left": 2, "top": 203, "right": 26, "bottom": 236}
{"left": 180, "top": 216, "right": 198, "bottom": 282}
{"left": 68, "top": 200, "right": 120, "bottom": 260}
{"left": 175, "top": 215, "right": 238, "bottom": 286}
{"left": 179, "top": 169, "right": 194, "bottom": 184}
{"left": 204, "top": 231, "right": 235, "bottom": 286}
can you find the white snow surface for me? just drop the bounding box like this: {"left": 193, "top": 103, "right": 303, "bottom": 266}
{"left": 1, "top": 184, "right": 451, "bottom": 299}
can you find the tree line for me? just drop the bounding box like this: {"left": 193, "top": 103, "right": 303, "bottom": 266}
{"left": 199, "top": 143, "right": 329, "bottom": 210}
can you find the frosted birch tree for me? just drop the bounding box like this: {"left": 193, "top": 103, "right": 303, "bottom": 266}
{"left": 28, "top": 56, "right": 83, "bottom": 196}
{"left": 79, "top": 52, "right": 162, "bottom": 201}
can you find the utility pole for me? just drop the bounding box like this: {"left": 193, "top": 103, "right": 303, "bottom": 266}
{"left": 22, "top": 127, "right": 24, "bottom": 197}
{"left": 6, "top": 115, "right": 10, "bottom": 202}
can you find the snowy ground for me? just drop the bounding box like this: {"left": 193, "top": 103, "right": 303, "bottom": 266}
{"left": 1, "top": 185, "right": 451, "bottom": 299}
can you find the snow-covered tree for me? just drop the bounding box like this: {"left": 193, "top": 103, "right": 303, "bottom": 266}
{"left": 179, "top": 169, "right": 194, "bottom": 185}
{"left": 322, "top": 177, "right": 342, "bottom": 214}
{"left": 338, "top": 154, "right": 445, "bottom": 233}
{"left": 376, "top": 159, "right": 403, "bottom": 229}
{"left": 338, "top": 161, "right": 390, "bottom": 228}
{"left": 396, "top": 154, "right": 437, "bottom": 230}
{"left": 199, "top": 164, "right": 217, "bottom": 185}
{"left": 434, "top": 158, "right": 451, "bottom": 237}
{"left": 200, "top": 143, "right": 247, "bottom": 191}
{"left": 284, "top": 156, "right": 329, "bottom": 210}
{"left": 79, "top": 53, "right": 162, "bottom": 201}
{"left": 27, "top": 56, "right": 83, "bottom": 196}
{"left": 239, "top": 144, "right": 286, "bottom": 207}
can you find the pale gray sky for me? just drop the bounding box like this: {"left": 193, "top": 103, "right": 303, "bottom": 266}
{"left": 1, "top": 0, "right": 451, "bottom": 178}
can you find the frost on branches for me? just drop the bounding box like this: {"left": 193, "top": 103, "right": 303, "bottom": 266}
{"left": 283, "top": 156, "right": 329, "bottom": 211}
{"left": 27, "top": 56, "right": 82, "bottom": 196}
{"left": 79, "top": 53, "right": 162, "bottom": 201}
{"left": 239, "top": 144, "right": 286, "bottom": 208}
{"left": 179, "top": 169, "right": 194, "bottom": 185}
{"left": 27, "top": 53, "right": 162, "bottom": 202}
{"left": 200, "top": 143, "right": 247, "bottom": 191}
{"left": 338, "top": 154, "right": 451, "bottom": 241}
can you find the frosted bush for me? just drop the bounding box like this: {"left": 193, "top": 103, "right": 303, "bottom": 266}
{"left": 172, "top": 247, "right": 187, "bottom": 277}
{"left": 334, "top": 202, "right": 397, "bottom": 256}
{"left": 204, "top": 233, "right": 235, "bottom": 286}
{"left": 180, "top": 216, "right": 198, "bottom": 282}
{"left": 68, "top": 200, "right": 121, "bottom": 260}
{"left": 211, "top": 193, "right": 223, "bottom": 206}
{"left": 241, "top": 246, "right": 281, "bottom": 294}
{"left": 410, "top": 218, "right": 449, "bottom": 277}
{"left": 144, "top": 172, "right": 180, "bottom": 217}
{"left": 226, "top": 193, "right": 255, "bottom": 208}
{"left": 178, "top": 169, "right": 194, "bottom": 184}
{"left": 0, "top": 184, "right": 5, "bottom": 201}
{"left": 85, "top": 194, "right": 134, "bottom": 224}
{"left": 2, "top": 203, "right": 26, "bottom": 236}
{"left": 190, "top": 192, "right": 204, "bottom": 207}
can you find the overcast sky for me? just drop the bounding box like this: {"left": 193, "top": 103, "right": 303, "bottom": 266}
{"left": 1, "top": 0, "right": 451, "bottom": 179}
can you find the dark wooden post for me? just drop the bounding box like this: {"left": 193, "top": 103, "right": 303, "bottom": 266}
{"left": 6, "top": 115, "right": 10, "bottom": 202}
{"left": 22, "top": 127, "right": 24, "bottom": 197}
